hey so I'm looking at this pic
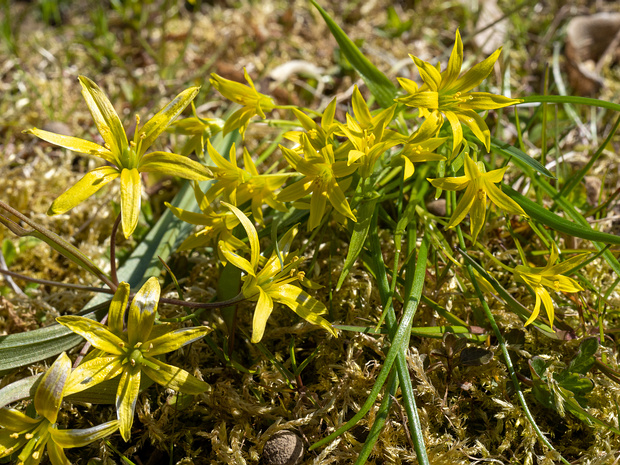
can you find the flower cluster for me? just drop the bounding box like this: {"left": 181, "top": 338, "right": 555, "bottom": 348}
{"left": 13, "top": 28, "right": 592, "bottom": 461}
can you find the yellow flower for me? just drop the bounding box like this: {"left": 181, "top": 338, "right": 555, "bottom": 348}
{"left": 428, "top": 153, "right": 526, "bottom": 242}
{"left": 396, "top": 111, "right": 447, "bottom": 179}
{"left": 219, "top": 203, "right": 337, "bottom": 343}
{"left": 0, "top": 353, "right": 118, "bottom": 465}
{"left": 26, "top": 76, "right": 211, "bottom": 238}
{"left": 57, "top": 278, "right": 211, "bottom": 441}
{"left": 278, "top": 135, "right": 357, "bottom": 231}
{"left": 396, "top": 30, "right": 522, "bottom": 153}
{"left": 514, "top": 245, "right": 584, "bottom": 328}
{"left": 210, "top": 68, "right": 275, "bottom": 137}
{"left": 167, "top": 111, "right": 225, "bottom": 157}
{"left": 166, "top": 181, "right": 246, "bottom": 264}
{"left": 337, "top": 86, "right": 400, "bottom": 178}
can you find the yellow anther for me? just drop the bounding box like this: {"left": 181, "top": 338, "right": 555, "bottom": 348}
{"left": 477, "top": 189, "right": 486, "bottom": 200}
{"left": 129, "top": 140, "right": 137, "bottom": 148}
{"left": 32, "top": 451, "right": 40, "bottom": 460}
{"left": 135, "top": 114, "right": 141, "bottom": 126}
{"left": 9, "top": 432, "right": 19, "bottom": 439}
{"left": 139, "top": 132, "right": 146, "bottom": 140}
{"left": 25, "top": 433, "right": 33, "bottom": 439}
{"left": 554, "top": 280, "right": 560, "bottom": 291}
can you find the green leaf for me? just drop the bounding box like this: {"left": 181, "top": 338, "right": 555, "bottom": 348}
{"left": 310, "top": 0, "right": 397, "bottom": 108}
{"left": 0, "top": 302, "right": 109, "bottom": 376}
{"left": 503, "top": 185, "right": 620, "bottom": 245}
{"left": 567, "top": 337, "right": 598, "bottom": 375}
{"left": 336, "top": 195, "right": 378, "bottom": 291}
{"left": 490, "top": 138, "right": 554, "bottom": 178}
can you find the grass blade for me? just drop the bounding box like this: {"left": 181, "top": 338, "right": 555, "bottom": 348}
{"left": 310, "top": 0, "right": 397, "bottom": 108}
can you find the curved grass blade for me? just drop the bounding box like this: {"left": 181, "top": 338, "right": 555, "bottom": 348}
{"left": 309, "top": 234, "right": 429, "bottom": 454}
{"left": 490, "top": 139, "right": 553, "bottom": 178}
{"left": 336, "top": 195, "right": 378, "bottom": 291}
{"left": 503, "top": 185, "right": 620, "bottom": 245}
{"left": 310, "top": 0, "right": 397, "bottom": 108}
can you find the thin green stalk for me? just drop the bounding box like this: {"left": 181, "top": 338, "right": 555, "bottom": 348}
{"left": 368, "top": 208, "right": 429, "bottom": 464}
{"left": 455, "top": 228, "right": 570, "bottom": 465}
{"left": 309, "top": 213, "right": 429, "bottom": 457}
{"left": 355, "top": 370, "right": 399, "bottom": 465}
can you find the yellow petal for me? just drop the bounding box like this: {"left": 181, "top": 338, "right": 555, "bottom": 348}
{"left": 221, "top": 202, "right": 260, "bottom": 271}
{"left": 445, "top": 111, "right": 464, "bottom": 154}
{"left": 457, "top": 110, "right": 491, "bottom": 151}
{"left": 251, "top": 287, "right": 274, "bottom": 343}
{"left": 64, "top": 357, "right": 123, "bottom": 396}
{"left": 108, "top": 282, "right": 130, "bottom": 336}
{"left": 25, "top": 128, "right": 116, "bottom": 164}
{"left": 142, "top": 357, "right": 210, "bottom": 394}
{"left": 443, "top": 29, "right": 463, "bottom": 86}
{"left": 446, "top": 183, "right": 476, "bottom": 229}
{"left": 454, "top": 48, "right": 501, "bottom": 93}
{"left": 50, "top": 420, "right": 119, "bottom": 449}
{"left": 428, "top": 175, "right": 470, "bottom": 191}
{"left": 308, "top": 186, "right": 328, "bottom": 231}
{"left": 78, "top": 76, "right": 127, "bottom": 156}
{"left": 34, "top": 352, "right": 71, "bottom": 424}
{"left": 484, "top": 181, "right": 526, "bottom": 217}
{"left": 116, "top": 367, "right": 140, "bottom": 442}
{"left": 139, "top": 151, "right": 212, "bottom": 180}
{"left": 411, "top": 56, "right": 442, "bottom": 91}
{"left": 48, "top": 166, "right": 120, "bottom": 215}
{"left": 120, "top": 168, "right": 141, "bottom": 239}
{"left": 524, "top": 288, "right": 542, "bottom": 326}
{"left": 463, "top": 92, "right": 523, "bottom": 110}
{"left": 469, "top": 187, "right": 487, "bottom": 243}
{"left": 352, "top": 86, "right": 372, "bottom": 127}
{"left": 57, "top": 316, "right": 125, "bottom": 355}
{"left": 137, "top": 86, "right": 199, "bottom": 156}
{"left": 127, "top": 277, "right": 160, "bottom": 347}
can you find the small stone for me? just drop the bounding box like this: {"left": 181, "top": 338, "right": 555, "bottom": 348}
{"left": 262, "top": 431, "right": 304, "bottom": 465}
{"left": 426, "top": 198, "right": 446, "bottom": 217}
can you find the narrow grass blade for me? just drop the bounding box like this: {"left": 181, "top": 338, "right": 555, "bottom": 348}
{"left": 310, "top": 0, "right": 397, "bottom": 108}
{"left": 336, "top": 195, "right": 378, "bottom": 291}
{"left": 490, "top": 139, "right": 553, "bottom": 178}
{"left": 503, "top": 185, "right": 620, "bottom": 245}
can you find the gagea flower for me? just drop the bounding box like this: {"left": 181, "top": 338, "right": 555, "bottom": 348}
{"left": 219, "top": 203, "right": 337, "bottom": 343}
{"left": 396, "top": 30, "right": 522, "bottom": 153}
{"left": 57, "top": 278, "right": 211, "bottom": 441}
{"left": 210, "top": 68, "right": 275, "bottom": 137}
{"left": 514, "top": 245, "right": 584, "bottom": 328}
{"left": 26, "top": 76, "right": 212, "bottom": 238}
{"left": 0, "top": 353, "right": 118, "bottom": 465}
{"left": 428, "top": 153, "right": 526, "bottom": 242}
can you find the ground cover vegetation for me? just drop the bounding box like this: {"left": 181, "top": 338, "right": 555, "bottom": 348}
{"left": 1, "top": 0, "right": 620, "bottom": 463}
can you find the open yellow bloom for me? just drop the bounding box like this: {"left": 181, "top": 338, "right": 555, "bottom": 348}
{"left": 210, "top": 68, "right": 275, "bottom": 137}
{"left": 428, "top": 153, "right": 526, "bottom": 242}
{"left": 26, "top": 76, "right": 212, "bottom": 238}
{"left": 57, "top": 278, "right": 211, "bottom": 441}
{"left": 0, "top": 353, "right": 118, "bottom": 465}
{"left": 396, "top": 30, "right": 522, "bottom": 153}
{"left": 396, "top": 111, "right": 447, "bottom": 179}
{"left": 219, "top": 203, "right": 337, "bottom": 343}
{"left": 278, "top": 135, "right": 357, "bottom": 231}
{"left": 514, "top": 245, "right": 584, "bottom": 328}
{"left": 337, "top": 86, "right": 400, "bottom": 178}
